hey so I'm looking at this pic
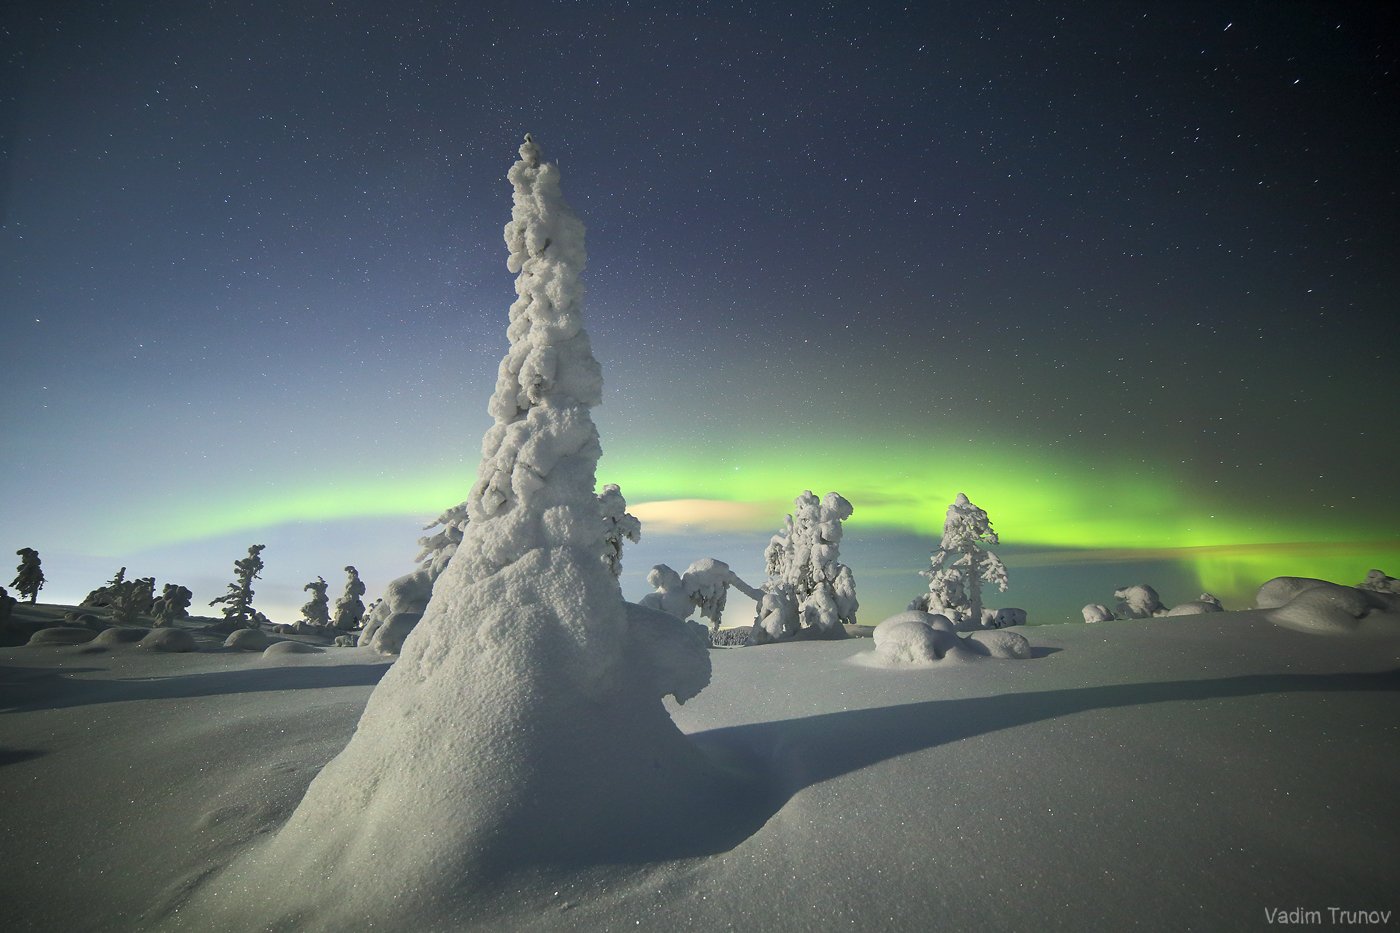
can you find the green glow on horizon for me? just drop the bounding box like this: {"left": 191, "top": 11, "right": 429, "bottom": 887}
{"left": 93, "top": 434, "right": 1398, "bottom": 602}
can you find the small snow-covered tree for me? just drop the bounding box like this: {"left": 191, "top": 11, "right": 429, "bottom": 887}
{"left": 756, "top": 491, "right": 858, "bottom": 640}
{"left": 334, "top": 566, "right": 367, "bottom": 630}
{"left": 913, "top": 493, "right": 1007, "bottom": 628}
{"left": 105, "top": 569, "right": 148, "bottom": 625}
{"left": 209, "top": 544, "right": 266, "bottom": 629}
{"left": 641, "top": 559, "right": 763, "bottom": 634}
{"left": 151, "top": 584, "right": 192, "bottom": 627}
{"left": 86, "top": 566, "right": 127, "bottom": 608}
{"left": 598, "top": 484, "right": 641, "bottom": 578}
{"left": 132, "top": 577, "right": 156, "bottom": 614}
{"left": 302, "top": 576, "right": 331, "bottom": 628}
{"left": 11, "top": 548, "right": 44, "bottom": 603}
{"left": 685, "top": 562, "right": 729, "bottom": 632}
{"left": 639, "top": 564, "right": 692, "bottom": 618}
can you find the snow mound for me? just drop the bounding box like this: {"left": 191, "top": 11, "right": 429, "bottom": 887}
{"left": 966, "top": 628, "right": 1033, "bottom": 659}
{"left": 223, "top": 628, "right": 269, "bottom": 651}
{"left": 1255, "top": 576, "right": 1330, "bottom": 609}
{"left": 92, "top": 626, "right": 148, "bottom": 645}
{"left": 1262, "top": 577, "right": 1400, "bottom": 635}
{"left": 870, "top": 613, "right": 982, "bottom": 666}
{"left": 1166, "top": 599, "right": 1224, "bottom": 617}
{"left": 1114, "top": 584, "right": 1165, "bottom": 618}
{"left": 140, "top": 628, "right": 196, "bottom": 652}
{"left": 261, "top": 640, "right": 322, "bottom": 656}
{"left": 1082, "top": 603, "right": 1114, "bottom": 623}
{"left": 27, "top": 626, "right": 96, "bottom": 646}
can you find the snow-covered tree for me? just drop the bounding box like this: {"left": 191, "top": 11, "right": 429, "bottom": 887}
{"left": 598, "top": 483, "right": 641, "bottom": 577}
{"left": 11, "top": 548, "right": 44, "bottom": 603}
{"left": 151, "top": 584, "right": 192, "bottom": 627}
{"left": 333, "top": 565, "right": 366, "bottom": 630}
{"left": 83, "top": 566, "right": 128, "bottom": 608}
{"left": 301, "top": 576, "right": 331, "bottom": 628}
{"left": 209, "top": 544, "right": 266, "bottom": 630}
{"left": 132, "top": 577, "right": 156, "bottom": 614}
{"left": 640, "top": 560, "right": 763, "bottom": 634}
{"left": 415, "top": 500, "right": 470, "bottom": 577}
{"left": 681, "top": 558, "right": 762, "bottom": 634}
{"left": 194, "top": 137, "right": 724, "bottom": 929}
{"left": 639, "top": 564, "right": 692, "bottom": 619}
{"left": 755, "top": 491, "right": 858, "bottom": 641}
{"left": 106, "top": 569, "right": 148, "bottom": 625}
{"left": 913, "top": 493, "right": 1007, "bottom": 629}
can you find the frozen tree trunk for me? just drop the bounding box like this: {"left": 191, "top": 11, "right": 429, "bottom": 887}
{"left": 182, "top": 136, "right": 724, "bottom": 930}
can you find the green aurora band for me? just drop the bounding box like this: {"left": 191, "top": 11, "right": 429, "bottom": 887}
{"left": 94, "top": 436, "right": 1400, "bottom": 605}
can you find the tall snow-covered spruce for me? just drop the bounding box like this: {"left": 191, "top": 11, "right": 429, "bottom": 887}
{"left": 180, "top": 136, "right": 722, "bottom": 930}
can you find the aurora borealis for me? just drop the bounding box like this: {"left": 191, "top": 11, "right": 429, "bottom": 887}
{"left": 3, "top": 1, "right": 1398, "bottom": 624}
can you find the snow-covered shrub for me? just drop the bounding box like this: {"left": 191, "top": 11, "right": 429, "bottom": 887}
{"left": 333, "top": 566, "right": 366, "bottom": 630}
{"left": 598, "top": 484, "right": 641, "bottom": 578}
{"left": 1113, "top": 584, "right": 1165, "bottom": 619}
{"left": 757, "top": 490, "right": 857, "bottom": 640}
{"left": 912, "top": 493, "right": 1007, "bottom": 629}
{"left": 1082, "top": 603, "right": 1114, "bottom": 624}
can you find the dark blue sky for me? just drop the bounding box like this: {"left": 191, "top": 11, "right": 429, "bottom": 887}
{"left": 3, "top": 1, "right": 1398, "bottom": 623}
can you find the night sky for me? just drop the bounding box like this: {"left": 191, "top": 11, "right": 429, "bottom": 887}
{"left": 4, "top": 0, "right": 1399, "bottom": 625}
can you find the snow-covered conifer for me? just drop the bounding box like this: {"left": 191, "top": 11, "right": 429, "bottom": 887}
{"left": 914, "top": 493, "right": 1007, "bottom": 629}
{"left": 85, "top": 567, "right": 127, "bottom": 608}
{"left": 333, "top": 565, "right": 366, "bottom": 630}
{"left": 755, "top": 491, "right": 858, "bottom": 640}
{"left": 11, "top": 548, "right": 44, "bottom": 603}
{"left": 301, "top": 576, "right": 331, "bottom": 628}
{"left": 209, "top": 545, "right": 265, "bottom": 630}
{"left": 598, "top": 483, "right": 641, "bottom": 577}
{"left": 151, "top": 584, "right": 192, "bottom": 627}
{"left": 192, "top": 137, "right": 727, "bottom": 928}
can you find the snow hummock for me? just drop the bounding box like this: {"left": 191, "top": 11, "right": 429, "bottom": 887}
{"left": 173, "top": 136, "right": 729, "bottom": 929}
{"left": 1260, "top": 576, "right": 1400, "bottom": 635}
{"left": 865, "top": 609, "right": 1032, "bottom": 667}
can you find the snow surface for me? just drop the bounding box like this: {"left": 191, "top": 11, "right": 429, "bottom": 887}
{"left": 2, "top": 608, "right": 1397, "bottom": 931}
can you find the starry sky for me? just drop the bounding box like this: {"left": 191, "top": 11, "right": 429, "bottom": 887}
{"left": 4, "top": 0, "right": 1398, "bottom": 625}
